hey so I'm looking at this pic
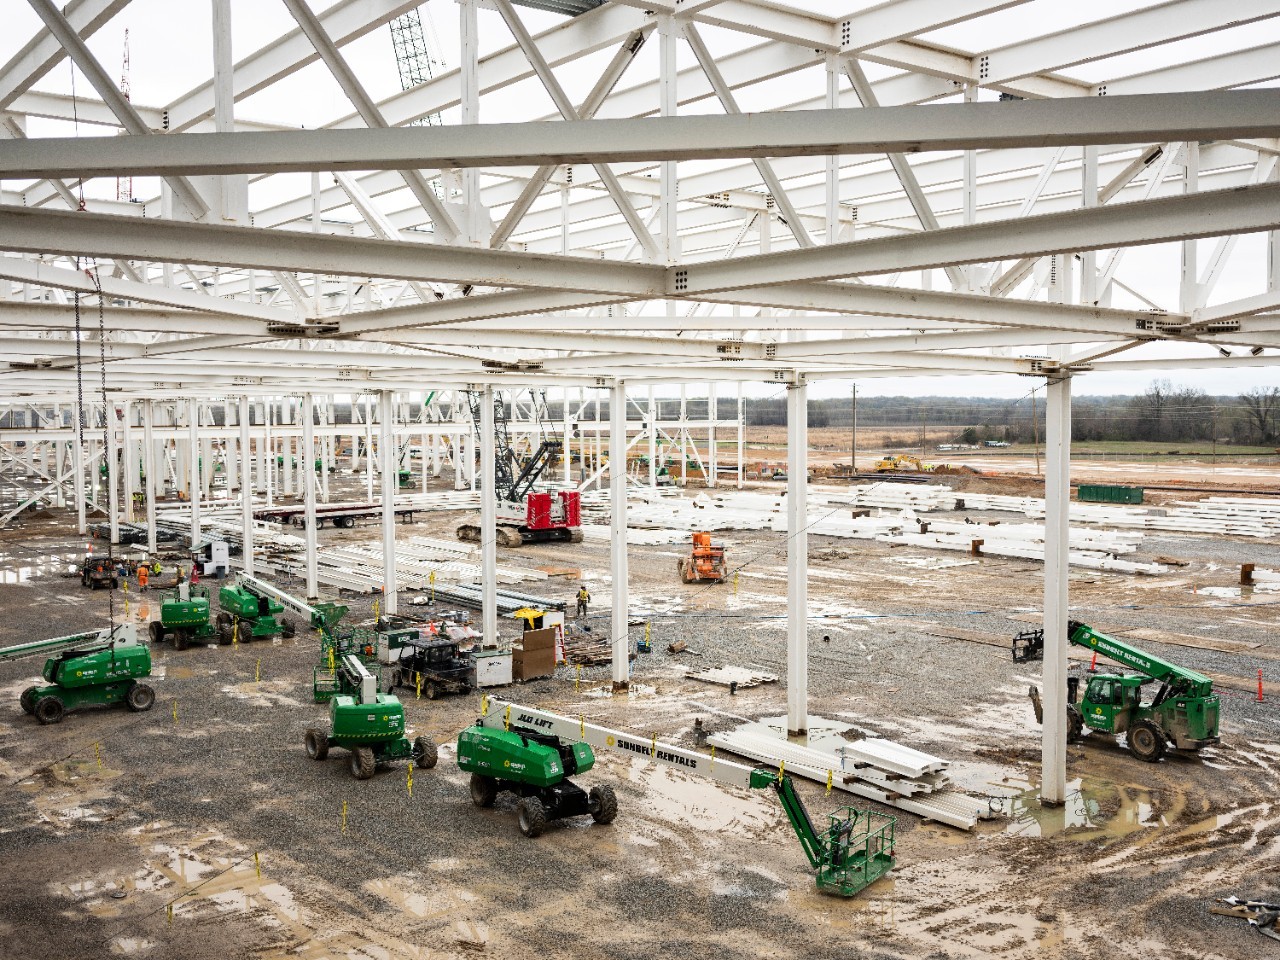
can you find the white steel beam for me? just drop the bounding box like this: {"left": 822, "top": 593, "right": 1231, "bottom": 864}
{"left": 0, "top": 207, "right": 663, "bottom": 296}
{"left": 492, "top": 0, "right": 659, "bottom": 260}
{"left": 280, "top": 0, "right": 460, "bottom": 243}
{"left": 0, "top": 0, "right": 129, "bottom": 109}
{"left": 23, "top": 0, "right": 210, "bottom": 220}
{"left": 165, "top": 0, "right": 420, "bottom": 132}
{"left": 674, "top": 181, "right": 1280, "bottom": 294}
{"left": 8, "top": 92, "right": 1280, "bottom": 179}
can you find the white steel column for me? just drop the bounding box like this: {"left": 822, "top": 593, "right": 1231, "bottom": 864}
{"left": 380, "top": 390, "right": 397, "bottom": 616}
{"left": 121, "top": 401, "right": 134, "bottom": 522}
{"left": 239, "top": 395, "right": 254, "bottom": 577}
{"left": 106, "top": 405, "right": 120, "bottom": 545}
{"left": 212, "top": 0, "right": 247, "bottom": 224}
{"left": 1181, "top": 142, "right": 1199, "bottom": 313}
{"left": 302, "top": 393, "right": 318, "bottom": 599}
{"left": 707, "top": 383, "right": 717, "bottom": 488}
{"left": 825, "top": 56, "right": 839, "bottom": 244}
{"left": 479, "top": 386, "right": 498, "bottom": 644}
{"left": 611, "top": 379, "right": 630, "bottom": 690}
{"left": 1040, "top": 374, "right": 1073, "bottom": 806}
{"left": 365, "top": 395, "right": 376, "bottom": 501}
{"left": 1081, "top": 146, "right": 1099, "bottom": 304}
{"left": 72, "top": 404, "right": 86, "bottom": 534}
{"left": 143, "top": 400, "right": 157, "bottom": 556}
{"left": 658, "top": 15, "right": 679, "bottom": 264}
{"left": 563, "top": 387, "right": 573, "bottom": 486}
{"left": 647, "top": 387, "right": 656, "bottom": 488}
{"left": 786, "top": 380, "right": 809, "bottom": 736}
{"left": 460, "top": 0, "right": 481, "bottom": 243}
{"left": 188, "top": 399, "right": 200, "bottom": 547}
{"left": 736, "top": 382, "right": 744, "bottom": 490}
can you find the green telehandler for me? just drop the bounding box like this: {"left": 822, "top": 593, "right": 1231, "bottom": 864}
{"left": 5, "top": 624, "right": 156, "bottom": 725}
{"left": 306, "top": 654, "right": 437, "bottom": 779}
{"left": 1015, "top": 620, "right": 1220, "bottom": 762}
{"left": 148, "top": 586, "right": 217, "bottom": 649}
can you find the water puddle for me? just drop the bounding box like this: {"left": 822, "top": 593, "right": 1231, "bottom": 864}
{"left": 988, "top": 774, "right": 1224, "bottom": 842}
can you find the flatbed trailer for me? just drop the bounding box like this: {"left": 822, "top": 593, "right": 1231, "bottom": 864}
{"left": 253, "top": 502, "right": 421, "bottom": 529}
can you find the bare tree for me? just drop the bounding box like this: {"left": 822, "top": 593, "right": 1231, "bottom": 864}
{"left": 1239, "top": 386, "right": 1280, "bottom": 445}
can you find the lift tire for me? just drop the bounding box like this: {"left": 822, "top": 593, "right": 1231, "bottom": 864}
{"left": 516, "top": 796, "right": 548, "bottom": 838}
{"left": 149, "top": 621, "right": 164, "bottom": 645}
{"left": 20, "top": 686, "right": 39, "bottom": 715}
{"left": 469, "top": 773, "right": 498, "bottom": 808}
{"left": 111, "top": 578, "right": 118, "bottom": 590}
{"left": 281, "top": 619, "right": 296, "bottom": 639}
{"left": 218, "top": 621, "right": 234, "bottom": 646}
{"left": 589, "top": 784, "right": 618, "bottom": 825}
{"left": 305, "top": 727, "right": 329, "bottom": 760}
{"left": 414, "top": 736, "right": 438, "bottom": 769}
{"left": 81, "top": 573, "right": 90, "bottom": 587}
{"left": 350, "top": 746, "right": 376, "bottom": 780}
{"left": 424, "top": 681, "right": 440, "bottom": 701}
{"left": 34, "top": 696, "right": 66, "bottom": 725}
{"left": 1066, "top": 704, "right": 1085, "bottom": 743}
{"left": 1128, "top": 720, "right": 1167, "bottom": 763}
{"left": 126, "top": 683, "right": 156, "bottom": 712}
{"left": 174, "top": 630, "right": 190, "bottom": 651}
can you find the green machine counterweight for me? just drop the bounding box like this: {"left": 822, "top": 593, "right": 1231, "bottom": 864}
{"left": 5, "top": 625, "right": 156, "bottom": 725}
{"left": 306, "top": 654, "right": 437, "bottom": 780}
{"left": 149, "top": 586, "right": 216, "bottom": 649}
{"left": 1015, "top": 620, "right": 1220, "bottom": 762}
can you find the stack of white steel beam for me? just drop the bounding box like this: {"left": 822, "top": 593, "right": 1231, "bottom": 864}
{"left": 707, "top": 728, "right": 984, "bottom": 831}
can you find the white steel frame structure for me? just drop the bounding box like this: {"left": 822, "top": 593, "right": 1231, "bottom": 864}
{"left": 3, "top": 0, "right": 1280, "bottom": 803}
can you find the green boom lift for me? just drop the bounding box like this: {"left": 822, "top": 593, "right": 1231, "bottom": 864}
{"left": 5, "top": 624, "right": 156, "bottom": 725}
{"left": 1015, "top": 619, "right": 1220, "bottom": 762}
{"left": 148, "top": 586, "right": 216, "bottom": 649}
{"left": 461, "top": 700, "right": 894, "bottom": 896}
{"left": 306, "top": 654, "right": 438, "bottom": 779}
{"left": 457, "top": 723, "right": 618, "bottom": 838}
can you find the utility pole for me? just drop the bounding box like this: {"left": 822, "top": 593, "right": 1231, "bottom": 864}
{"left": 1031, "top": 387, "right": 1041, "bottom": 476}
{"left": 850, "top": 382, "right": 857, "bottom": 475}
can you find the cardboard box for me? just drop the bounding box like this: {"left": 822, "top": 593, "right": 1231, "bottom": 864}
{"left": 521, "top": 627, "right": 557, "bottom": 651}
{"left": 511, "top": 641, "right": 555, "bottom": 681}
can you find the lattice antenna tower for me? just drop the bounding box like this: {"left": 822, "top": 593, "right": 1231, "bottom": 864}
{"left": 116, "top": 29, "right": 133, "bottom": 202}
{"left": 389, "top": 6, "right": 444, "bottom": 126}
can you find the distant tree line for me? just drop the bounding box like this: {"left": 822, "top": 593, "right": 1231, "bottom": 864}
{"left": 723, "top": 381, "right": 1280, "bottom": 447}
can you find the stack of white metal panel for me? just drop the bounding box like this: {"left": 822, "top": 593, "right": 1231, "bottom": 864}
{"left": 707, "top": 728, "right": 985, "bottom": 830}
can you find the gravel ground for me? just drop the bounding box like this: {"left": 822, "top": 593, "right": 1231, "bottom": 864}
{"left": 1, "top": 487, "right": 1279, "bottom": 960}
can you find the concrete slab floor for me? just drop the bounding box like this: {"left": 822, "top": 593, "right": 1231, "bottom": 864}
{"left": 0, "top": 498, "right": 1278, "bottom": 960}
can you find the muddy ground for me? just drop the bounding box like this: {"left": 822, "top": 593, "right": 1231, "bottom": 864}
{"left": 1, "top": 473, "right": 1279, "bottom": 960}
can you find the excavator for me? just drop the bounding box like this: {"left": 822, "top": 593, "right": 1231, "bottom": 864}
{"left": 874, "top": 454, "right": 933, "bottom": 473}
{"left": 456, "top": 390, "right": 582, "bottom": 547}
{"left": 1015, "top": 620, "right": 1220, "bottom": 762}
{"left": 677, "top": 531, "right": 727, "bottom": 583}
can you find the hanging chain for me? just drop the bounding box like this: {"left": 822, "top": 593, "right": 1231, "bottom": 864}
{"left": 89, "top": 268, "right": 116, "bottom": 629}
